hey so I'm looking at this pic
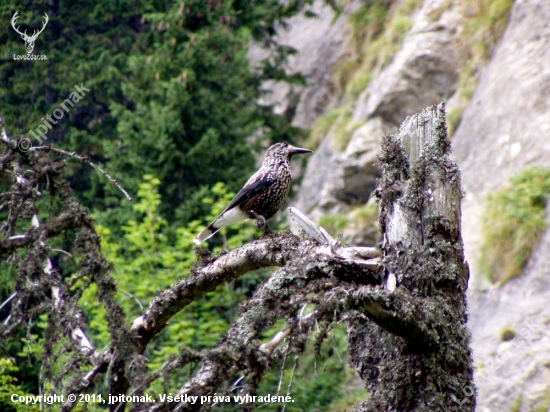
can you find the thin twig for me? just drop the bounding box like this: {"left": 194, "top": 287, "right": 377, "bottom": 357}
{"left": 51, "top": 248, "right": 73, "bottom": 258}
{"left": 119, "top": 290, "right": 144, "bottom": 311}
{"left": 282, "top": 357, "right": 298, "bottom": 412}
{"left": 0, "top": 293, "right": 16, "bottom": 312}
{"left": 31, "top": 145, "right": 132, "bottom": 201}
{"left": 230, "top": 375, "right": 246, "bottom": 394}
{"left": 276, "top": 343, "right": 290, "bottom": 396}
{"left": 298, "top": 303, "right": 308, "bottom": 331}
{"left": 260, "top": 326, "right": 292, "bottom": 353}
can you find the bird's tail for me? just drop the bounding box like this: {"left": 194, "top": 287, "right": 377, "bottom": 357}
{"left": 193, "top": 223, "right": 220, "bottom": 246}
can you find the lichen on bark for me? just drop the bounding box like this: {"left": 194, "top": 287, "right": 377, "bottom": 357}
{"left": 346, "top": 103, "right": 475, "bottom": 411}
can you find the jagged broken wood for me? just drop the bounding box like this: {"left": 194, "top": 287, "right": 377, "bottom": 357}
{"left": 345, "top": 103, "right": 475, "bottom": 412}
{"left": 288, "top": 207, "right": 381, "bottom": 270}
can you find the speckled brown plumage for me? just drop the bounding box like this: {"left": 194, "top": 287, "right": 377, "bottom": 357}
{"left": 194, "top": 143, "right": 312, "bottom": 245}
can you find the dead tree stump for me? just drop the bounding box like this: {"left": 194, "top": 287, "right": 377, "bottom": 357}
{"left": 346, "top": 103, "right": 475, "bottom": 411}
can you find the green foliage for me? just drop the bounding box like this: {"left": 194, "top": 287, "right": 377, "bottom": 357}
{"left": 0, "top": 262, "right": 17, "bottom": 300}
{"left": 348, "top": 1, "right": 388, "bottom": 49}
{"left": 347, "top": 71, "right": 371, "bottom": 102}
{"left": 479, "top": 167, "right": 550, "bottom": 284}
{"left": 461, "top": 0, "right": 514, "bottom": 64}
{"left": 306, "top": 105, "right": 362, "bottom": 152}
{"left": 446, "top": 106, "right": 465, "bottom": 139}
{"left": 342, "top": 0, "right": 418, "bottom": 85}
{"left": 0, "top": 0, "right": 308, "bottom": 227}
{"left": 320, "top": 200, "right": 379, "bottom": 244}
{"left": 0, "top": 358, "right": 34, "bottom": 412}
{"left": 500, "top": 327, "right": 516, "bottom": 342}
{"left": 347, "top": 201, "right": 379, "bottom": 233}
{"left": 307, "top": 109, "right": 340, "bottom": 149}
{"left": 509, "top": 394, "right": 522, "bottom": 412}
{"left": 0, "top": 316, "right": 45, "bottom": 412}
{"left": 533, "top": 391, "right": 550, "bottom": 412}
{"left": 319, "top": 213, "right": 349, "bottom": 237}
{"left": 331, "top": 107, "right": 363, "bottom": 152}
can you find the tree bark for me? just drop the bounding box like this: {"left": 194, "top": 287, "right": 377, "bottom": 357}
{"left": 346, "top": 103, "right": 475, "bottom": 411}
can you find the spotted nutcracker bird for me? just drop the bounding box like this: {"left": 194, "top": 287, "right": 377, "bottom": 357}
{"left": 193, "top": 142, "right": 312, "bottom": 245}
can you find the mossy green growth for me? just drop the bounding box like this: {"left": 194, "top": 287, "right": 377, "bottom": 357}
{"left": 461, "top": 0, "right": 514, "bottom": 63}
{"left": 500, "top": 327, "right": 516, "bottom": 342}
{"left": 306, "top": 106, "right": 362, "bottom": 152}
{"left": 453, "top": 0, "right": 514, "bottom": 131}
{"left": 479, "top": 167, "right": 550, "bottom": 285}
{"left": 509, "top": 394, "right": 521, "bottom": 412}
{"left": 307, "top": 108, "right": 340, "bottom": 150}
{"left": 331, "top": 107, "right": 363, "bottom": 152}
{"left": 348, "top": 200, "right": 379, "bottom": 234}
{"left": 533, "top": 390, "right": 550, "bottom": 412}
{"left": 446, "top": 107, "right": 465, "bottom": 139}
{"left": 341, "top": 0, "right": 418, "bottom": 94}
{"left": 319, "top": 200, "right": 379, "bottom": 244}
{"left": 319, "top": 213, "right": 349, "bottom": 237}
{"left": 307, "top": 0, "right": 420, "bottom": 153}
{"left": 348, "top": 1, "right": 389, "bottom": 52}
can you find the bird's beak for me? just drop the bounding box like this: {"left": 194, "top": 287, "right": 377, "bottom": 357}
{"left": 289, "top": 146, "right": 313, "bottom": 156}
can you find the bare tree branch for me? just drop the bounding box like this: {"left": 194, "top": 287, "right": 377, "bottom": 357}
{"left": 30, "top": 145, "right": 133, "bottom": 201}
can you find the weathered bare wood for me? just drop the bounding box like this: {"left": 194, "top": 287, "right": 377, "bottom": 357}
{"left": 346, "top": 103, "right": 475, "bottom": 411}
{"left": 289, "top": 206, "right": 381, "bottom": 268}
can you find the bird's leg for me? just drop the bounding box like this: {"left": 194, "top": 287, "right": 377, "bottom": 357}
{"left": 250, "top": 211, "right": 270, "bottom": 235}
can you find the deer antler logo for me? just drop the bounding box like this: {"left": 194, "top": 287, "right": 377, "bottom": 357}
{"left": 11, "top": 11, "right": 49, "bottom": 55}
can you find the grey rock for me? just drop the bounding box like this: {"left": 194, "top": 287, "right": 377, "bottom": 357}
{"left": 451, "top": 0, "right": 550, "bottom": 284}
{"left": 296, "top": 0, "right": 461, "bottom": 222}
{"left": 331, "top": 119, "right": 389, "bottom": 205}
{"left": 353, "top": 0, "right": 461, "bottom": 125}
{"left": 449, "top": 0, "right": 550, "bottom": 410}
{"left": 248, "top": 0, "right": 359, "bottom": 129}
{"left": 467, "top": 201, "right": 550, "bottom": 412}
{"left": 452, "top": 0, "right": 550, "bottom": 201}
{"left": 293, "top": 132, "right": 337, "bottom": 223}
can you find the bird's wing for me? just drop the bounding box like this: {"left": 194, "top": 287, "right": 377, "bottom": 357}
{"left": 223, "top": 177, "right": 273, "bottom": 213}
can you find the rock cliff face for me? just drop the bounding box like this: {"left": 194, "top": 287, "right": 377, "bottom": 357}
{"left": 249, "top": 1, "right": 359, "bottom": 130}
{"left": 294, "top": 0, "right": 463, "bottom": 225}
{"left": 451, "top": 1, "right": 550, "bottom": 410}
{"left": 258, "top": 0, "right": 550, "bottom": 410}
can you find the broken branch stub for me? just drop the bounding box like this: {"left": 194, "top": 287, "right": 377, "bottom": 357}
{"left": 288, "top": 206, "right": 381, "bottom": 270}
